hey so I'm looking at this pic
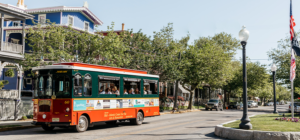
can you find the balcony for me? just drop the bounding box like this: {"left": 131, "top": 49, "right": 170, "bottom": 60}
{"left": 2, "top": 41, "right": 23, "bottom": 54}
{"left": 0, "top": 41, "right": 24, "bottom": 60}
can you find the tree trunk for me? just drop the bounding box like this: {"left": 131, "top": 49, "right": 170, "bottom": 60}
{"left": 188, "top": 90, "right": 194, "bottom": 109}
{"left": 223, "top": 90, "right": 227, "bottom": 108}
{"left": 228, "top": 92, "right": 230, "bottom": 104}
{"left": 173, "top": 80, "right": 179, "bottom": 110}
{"left": 164, "top": 81, "right": 168, "bottom": 97}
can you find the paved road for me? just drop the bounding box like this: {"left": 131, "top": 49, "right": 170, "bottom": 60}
{"left": 247, "top": 104, "right": 289, "bottom": 113}
{"left": 0, "top": 110, "right": 264, "bottom": 140}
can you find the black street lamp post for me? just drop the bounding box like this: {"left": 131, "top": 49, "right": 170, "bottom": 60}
{"left": 271, "top": 63, "right": 278, "bottom": 114}
{"left": 239, "top": 26, "right": 252, "bottom": 130}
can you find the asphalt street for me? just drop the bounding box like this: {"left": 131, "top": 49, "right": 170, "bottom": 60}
{"left": 247, "top": 104, "right": 289, "bottom": 113}
{"left": 0, "top": 109, "right": 270, "bottom": 140}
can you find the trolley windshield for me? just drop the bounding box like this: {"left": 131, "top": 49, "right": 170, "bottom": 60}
{"left": 34, "top": 74, "right": 71, "bottom": 99}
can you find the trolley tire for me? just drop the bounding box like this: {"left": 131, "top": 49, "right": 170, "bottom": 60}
{"left": 105, "top": 121, "right": 117, "bottom": 125}
{"left": 130, "top": 112, "right": 144, "bottom": 125}
{"left": 41, "top": 125, "right": 55, "bottom": 131}
{"left": 74, "top": 115, "right": 88, "bottom": 132}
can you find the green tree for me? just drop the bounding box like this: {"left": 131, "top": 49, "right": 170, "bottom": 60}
{"left": 181, "top": 41, "right": 232, "bottom": 109}
{"left": 20, "top": 21, "right": 130, "bottom": 70}
{"left": 268, "top": 32, "right": 299, "bottom": 99}
{"left": 259, "top": 82, "right": 273, "bottom": 104}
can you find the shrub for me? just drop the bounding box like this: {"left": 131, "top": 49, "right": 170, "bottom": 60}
{"left": 27, "top": 115, "right": 33, "bottom": 119}
{"left": 22, "top": 116, "right": 27, "bottom": 120}
{"left": 0, "top": 80, "right": 9, "bottom": 89}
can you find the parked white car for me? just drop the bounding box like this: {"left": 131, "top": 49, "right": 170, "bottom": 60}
{"left": 248, "top": 100, "right": 258, "bottom": 108}
{"left": 289, "top": 102, "right": 300, "bottom": 113}
{"left": 266, "top": 102, "right": 274, "bottom": 106}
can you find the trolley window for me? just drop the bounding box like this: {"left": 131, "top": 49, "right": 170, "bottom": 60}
{"left": 143, "top": 79, "right": 158, "bottom": 95}
{"left": 54, "top": 75, "right": 71, "bottom": 98}
{"left": 74, "top": 73, "right": 83, "bottom": 97}
{"left": 98, "top": 76, "right": 120, "bottom": 96}
{"left": 84, "top": 74, "right": 92, "bottom": 96}
{"left": 124, "top": 78, "right": 141, "bottom": 95}
{"left": 34, "top": 75, "right": 52, "bottom": 98}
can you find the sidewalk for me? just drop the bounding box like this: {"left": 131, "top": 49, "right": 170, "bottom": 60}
{"left": 0, "top": 120, "right": 39, "bottom": 132}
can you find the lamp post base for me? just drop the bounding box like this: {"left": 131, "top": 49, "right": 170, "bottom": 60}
{"left": 239, "top": 122, "right": 252, "bottom": 130}
{"left": 273, "top": 111, "right": 278, "bottom": 114}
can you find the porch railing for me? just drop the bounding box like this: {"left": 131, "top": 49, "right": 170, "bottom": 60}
{"left": 1, "top": 42, "right": 23, "bottom": 54}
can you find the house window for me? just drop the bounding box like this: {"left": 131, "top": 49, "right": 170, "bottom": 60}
{"left": 13, "top": 21, "right": 21, "bottom": 26}
{"left": 84, "top": 21, "right": 89, "bottom": 32}
{"left": 26, "top": 78, "right": 32, "bottom": 85}
{"left": 38, "top": 14, "right": 46, "bottom": 24}
{"left": 68, "top": 16, "right": 74, "bottom": 26}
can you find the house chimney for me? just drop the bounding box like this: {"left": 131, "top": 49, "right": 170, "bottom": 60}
{"left": 83, "top": 1, "right": 89, "bottom": 8}
{"left": 122, "top": 23, "right": 125, "bottom": 31}
{"left": 17, "top": 0, "right": 27, "bottom": 9}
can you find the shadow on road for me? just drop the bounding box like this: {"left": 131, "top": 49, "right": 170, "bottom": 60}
{"left": 0, "top": 122, "right": 152, "bottom": 135}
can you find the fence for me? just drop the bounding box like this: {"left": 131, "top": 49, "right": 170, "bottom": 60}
{"left": 0, "top": 99, "right": 16, "bottom": 120}
{"left": 0, "top": 90, "right": 33, "bottom": 120}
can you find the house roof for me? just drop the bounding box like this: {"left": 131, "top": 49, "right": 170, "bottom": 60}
{"left": 0, "top": 3, "right": 34, "bottom": 20}
{"left": 26, "top": 6, "right": 103, "bottom": 25}
{"left": 0, "top": 3, "right": 102, "bottom": 25}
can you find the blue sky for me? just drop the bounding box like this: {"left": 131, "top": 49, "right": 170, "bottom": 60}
{"left": 2, "top": 0, "right": 297, "bottom": 66}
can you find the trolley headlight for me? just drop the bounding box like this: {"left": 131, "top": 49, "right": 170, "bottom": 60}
{"left": 42, "top": 114, "right": 46, "bottom": 119}
{"left": 66, "top": 107, "right": 70, "bottom": 112}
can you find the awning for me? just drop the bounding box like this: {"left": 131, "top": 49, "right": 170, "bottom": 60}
{"left": 178, "top": 84, "right": 190, "bottom": 94}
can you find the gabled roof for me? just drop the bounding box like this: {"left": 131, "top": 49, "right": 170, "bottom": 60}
{"left": 0, "top": 3, "right": 34, "bottom": 20}
{"left": 26, "top": 6, "right": 103, "bottom": 25}
{"left": 0, "top": 3, "right": 102, "bottom": 25}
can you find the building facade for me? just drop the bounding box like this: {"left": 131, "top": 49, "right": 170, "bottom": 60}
{"left": 0, "top": 0, "right": 102, "bottom": 120}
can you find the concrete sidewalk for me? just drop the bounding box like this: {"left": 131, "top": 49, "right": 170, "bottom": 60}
{"left": 0, "top": 120, "right": 39, "bottom": 132}
{"left": 0, "top": 120, "right": 33, "bottom": 126}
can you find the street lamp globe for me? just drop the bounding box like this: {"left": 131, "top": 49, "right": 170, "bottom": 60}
{"left": 271, "top": 63, "right": 277, "bottom": 72}
{"left": 239, "top": 26, "right": 250, "bottom": 42}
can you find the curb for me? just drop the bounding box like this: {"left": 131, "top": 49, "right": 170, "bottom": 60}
{"left": 160, "top": 109, "right": 201, "bottom": 115}
{"left": 214, "top": 115, "right": 300, "bottom": 140}
{"left": 0, "top": 125, "right": 40, "bottom": 132}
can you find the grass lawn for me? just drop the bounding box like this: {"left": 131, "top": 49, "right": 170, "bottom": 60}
{"left": 223, "top": 113, "right": 300, "bottom": 132}
{"left": 0, "top": 125, "right": 22, "bottom": 129}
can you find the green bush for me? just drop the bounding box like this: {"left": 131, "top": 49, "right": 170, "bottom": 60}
{"left": 22, "top": 116, "right": 27, "bottom": 120}
{"left": 5, "top": 69, "right": 15, "bottom": 78}
{"left": 27, "top": 115, "right": 33, "bottom": 119}
{"left": 0, "top": 80, "right": 9, "bottom": 89}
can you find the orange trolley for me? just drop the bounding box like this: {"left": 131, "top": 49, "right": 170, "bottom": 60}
{"left": 32, "top": 63, "right": 160, "bottom": 132}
